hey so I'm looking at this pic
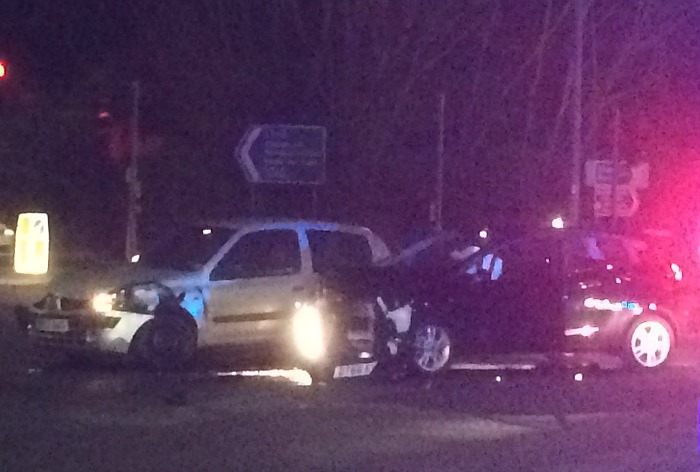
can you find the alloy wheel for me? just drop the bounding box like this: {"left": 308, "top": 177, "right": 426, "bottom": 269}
{"left": 414, "top": 325, "right": 451, "bottom": 373}
{"left": 630, "top": 320, "right": 671, "bottom": 368}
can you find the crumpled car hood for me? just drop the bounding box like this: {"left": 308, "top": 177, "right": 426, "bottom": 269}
{"left": 46, "top": 262, "right": 204, "bottom": 299}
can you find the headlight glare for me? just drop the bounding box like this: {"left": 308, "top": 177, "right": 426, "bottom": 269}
{"left": 292, "top": 304, "right": 325, "bottom": 361}
{"left": 93, "top": 284, "right": 163, "bottom": 315}
{"left": 92, "top": 292, "right": 116, "bottom": 313}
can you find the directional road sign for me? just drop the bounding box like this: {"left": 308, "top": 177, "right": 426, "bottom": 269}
{"left": 236, "top": 125, "right": 326, "bottom": 185}
{"left": 584, "top": 160, "right": 649, "bottom": 188}
{"left": 593, "top": 184, "right": 640, "bottom": 218}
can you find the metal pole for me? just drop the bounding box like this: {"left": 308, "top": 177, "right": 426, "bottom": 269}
{"left": 312, "top": 186, "right": 318, "bottom": 217}
{"left": 125, "top": 80, "right": 140, "bottom": 262}
{"left": 570, "top": 0, "right": 584, "bottom": 228}
{"left": 435, "top": 92, "right": 445, "bottom": 232}
{"left": 612, "top": 108, "right": 621, "bottom": 231}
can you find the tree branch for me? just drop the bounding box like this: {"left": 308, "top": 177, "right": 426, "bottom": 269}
{"left": 500, "top": 0, "right": 575, "bottom": 99}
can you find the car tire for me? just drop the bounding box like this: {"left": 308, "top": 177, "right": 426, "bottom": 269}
{"left": 625, "top": 316, "right": 674, "bottom": 370}
{"left": 409, "top": 322, "right": 452, "bottom": 375}
{"left": 64, "top": 351, "right": 94, "bottom": 367}
{"left": 305, "top": 363, "right": 335, "bottom": 385}
{"left": 138, "top": 310, "right": 197, "bottom": 372}
{"left": 126, "top": 320, "right": 152, "bottom": 367}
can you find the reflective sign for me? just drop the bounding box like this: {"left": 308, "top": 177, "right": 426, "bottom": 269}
{"left": 584, "top": 160, "right": 649, "bottom": 188}
{"left": 14, "top": 213, "right": 49, "bottom": 275}
{"left": 593, "top": 184, "right": 640, "bottom": 218}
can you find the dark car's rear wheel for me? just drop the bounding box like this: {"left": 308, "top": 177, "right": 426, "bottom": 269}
{"left": 626, "top": 317, "right": 674, "bottom": 369}
{"left": 411, "top": 323, "right": 452, "bottom": 374}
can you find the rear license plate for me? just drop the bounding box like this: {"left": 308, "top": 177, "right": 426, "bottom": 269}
{"left": 35, "top": 318, "right": 70, "bottom": 333}
{"left": 333, "top": 362, "right": 377, "bottom": 379}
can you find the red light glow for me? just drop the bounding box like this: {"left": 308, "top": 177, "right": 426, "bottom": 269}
{"left": 0, "top": 62, "right": 6, "bottom": 79}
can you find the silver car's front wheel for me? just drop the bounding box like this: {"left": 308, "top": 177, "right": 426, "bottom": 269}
{"left": 628, "top": 318, "right": 673, "bottom": 369}
{"left": 413, "top": 324, "right": 451, "bottom": 373}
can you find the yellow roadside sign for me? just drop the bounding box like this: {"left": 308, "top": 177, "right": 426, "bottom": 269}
{"left": 14, "top": 213, "right": 49, "bottom": 275}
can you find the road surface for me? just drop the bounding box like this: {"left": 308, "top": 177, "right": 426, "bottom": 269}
{"left": 1, "top": 299, "right": 699, "bottom": 472}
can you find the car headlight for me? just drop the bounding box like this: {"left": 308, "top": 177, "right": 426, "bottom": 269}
{"left": 92, "top": 292, "right": 116, "bottom": 313}
{"left": 292, "top": 304, "right": 326, "bottom": 361}
{"left": 92, "top": 284, "right": 164, "bottom": 315}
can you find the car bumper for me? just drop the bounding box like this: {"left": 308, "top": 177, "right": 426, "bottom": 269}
{"left": 16, "top": 305, "right": 151, "bottom": 355}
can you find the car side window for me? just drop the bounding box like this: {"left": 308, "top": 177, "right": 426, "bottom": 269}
{"left": 307, "top": 230, "right": 373, "bottom": 272}
{"left": 211, "top": 230, "right": 301, "bottom": 281}
{"left": 504, "top": 239, "right": 565, "bottom": 283}
{"left": 464, "top": 251, "right": 504, "bottom": 281}
{"left": 468, "top": 240, "right": 557, "bottom": 284}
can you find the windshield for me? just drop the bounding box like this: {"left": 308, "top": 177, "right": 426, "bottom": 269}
{"left": 391, "top": 233, "right": 483, "bottom": 270}
{"left": 139, "top": 227, "right": 233, "bottom": 270}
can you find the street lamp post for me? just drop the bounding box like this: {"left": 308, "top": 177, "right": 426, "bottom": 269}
{"left": 125, "top": 80, "right": 141, "bottom": 262}
{"left": 570, "top": 0, "right": 585, "bottom": 228}
{"left": 434, "top": 92, "right": 446, "bottom": 232}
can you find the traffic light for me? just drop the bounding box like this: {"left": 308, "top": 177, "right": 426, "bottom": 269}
{"left": 0, "top": 61, "right": 6, "bottom": 79}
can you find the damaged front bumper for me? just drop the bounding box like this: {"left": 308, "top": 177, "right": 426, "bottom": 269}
{"left": 15, "top": 296, "right": 151, "bottom": 355}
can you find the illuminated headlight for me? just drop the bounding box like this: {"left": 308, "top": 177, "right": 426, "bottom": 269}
{"left": 92, "top": 284, "right": 162, "bottom": 315}
{"left": 92, "top": 292, "right": 116, "bottom": 313}
{"left": 292, "top": 304, "right": 325, "bottom": 361}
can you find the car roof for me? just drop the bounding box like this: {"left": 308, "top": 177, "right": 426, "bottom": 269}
{"left": 196, "top": 218, "right": 374, "bottom": 233}
{"left": 491, "top": 228, "right": 646, "bottom": 245}
{"left": 389, "top": 231, "right": 473, "bottom": 264}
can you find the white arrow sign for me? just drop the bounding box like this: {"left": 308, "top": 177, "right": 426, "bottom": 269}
{"left": 238, "top": 126, "right": 262, "bottom": 182}
{"left": 235, "top": 124, "right": 326, "bottom": 185}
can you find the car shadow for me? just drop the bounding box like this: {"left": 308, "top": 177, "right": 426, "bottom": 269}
{"left": 327, "top": 363, "right": 699, "bottom": 426}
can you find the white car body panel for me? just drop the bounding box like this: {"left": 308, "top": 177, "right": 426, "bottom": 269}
{"left": 25, "top": 219, "right": 391, "bottom": 356}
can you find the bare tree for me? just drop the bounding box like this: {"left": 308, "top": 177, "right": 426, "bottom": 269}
{"left": 127, "top": 0, "right": 695, "bottom": 227}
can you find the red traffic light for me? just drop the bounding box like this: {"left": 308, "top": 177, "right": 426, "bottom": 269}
{"left": 0, "top": 61, "right": 6, "bottom": 79}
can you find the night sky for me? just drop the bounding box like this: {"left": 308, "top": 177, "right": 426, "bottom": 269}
{"left": 2, "top": 1, "right": 700, "bottom": 255}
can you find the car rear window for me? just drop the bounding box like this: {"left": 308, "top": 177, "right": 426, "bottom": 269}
{"left": 307, "top": 230, "right": 373, "bottom": 272}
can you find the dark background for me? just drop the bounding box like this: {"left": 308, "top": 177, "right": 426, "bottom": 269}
{"left": 1, "top": 0, "right": 699, "bottom": 257}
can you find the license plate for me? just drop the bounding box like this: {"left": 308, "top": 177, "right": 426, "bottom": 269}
{"left": 35, "top": 318, "right": 70, "bottom": 333}
{"left": 333, "top": 362, "right": 377, "bottom": 379}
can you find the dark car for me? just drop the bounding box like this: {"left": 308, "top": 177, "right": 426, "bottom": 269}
{"left": 336, "top": 229, "right": 700, "bottom": 374}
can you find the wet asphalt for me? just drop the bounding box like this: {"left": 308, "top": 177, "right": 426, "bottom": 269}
{"left": 1, "top": 300, "right": 700, "bottom": 472}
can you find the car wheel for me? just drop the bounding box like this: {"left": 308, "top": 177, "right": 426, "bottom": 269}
{"left": 64, "top": 351, "right": 93, "bottom": 366}
{"left": 411, "top": 323, "right": 452, "bottom": 374}
{"left": 126, "top": 321, "right": 152, "bottom": 367}
{"left": 626, "top": 317, "right": 674, "bottom": 369}
{"left": 305, "top": 363, "right": 335, "bottom": 385}
{"left": 139, "top": 312, "right": 197, "bottom": 371}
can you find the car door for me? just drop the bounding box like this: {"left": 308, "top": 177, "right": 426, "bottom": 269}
{"left": 203, "top": 229, "right": 310, "bottom": 346}
{"left": 305, "top": 229, "right": 377, "bottom": 335}
{"left": 562, "top": 235, "right": 629, "bottom": 342}
{"left": 471, "top": 238, "right": 565, "bottom": 353}
{"left": 441, "top": 247, "right": 506, "bottom": 352}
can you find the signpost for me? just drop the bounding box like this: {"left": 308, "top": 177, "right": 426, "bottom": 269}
{"left": 236, "top": 125, "right": 326, "bottom": 215}
{"left": 585, "top": 159, "right": 649, "bottom": 220}
{"left": 125, "top": 80, "right": 141, "bottom": 263}
{"left": 593, "top": 184, "right": 640, "bottom": 218}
